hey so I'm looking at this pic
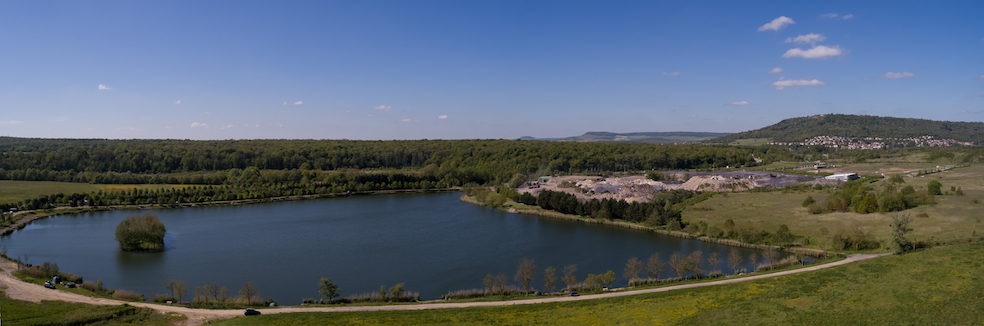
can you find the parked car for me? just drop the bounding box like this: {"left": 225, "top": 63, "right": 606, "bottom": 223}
{"left": 244, "top": 308, "right": 261, "bottom": 316}
{"left": 44, "top": 282, "right": 56, "bottom": 289}
{"left": 570, "top": 292, "right": 579, "bottom": 297}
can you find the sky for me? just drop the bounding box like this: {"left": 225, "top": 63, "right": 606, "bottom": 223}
{"left": 1, "top": 1, "right": 982, "bottom": 140}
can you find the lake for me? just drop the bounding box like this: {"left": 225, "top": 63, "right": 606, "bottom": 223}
{"left": 0, "top": 192, "right": 788, "bottom": 304}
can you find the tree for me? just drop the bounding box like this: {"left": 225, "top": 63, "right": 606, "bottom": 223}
{"left": 707, "top": 252, "right": 721, "bottom": 274}
{"left": 493, "top": 273, "right": 508, "bottom": 295}
{"left": 928, "top": 180, "right": 943, "bottom": 195}
{"left": 645, "top": 253, "right": 663, "bottom": 280}
{"left": 174, "top": 281, "right": 187, "bottom": 302}
{"left": 890, "top": 214, "right": 914, "bottom": 254}
{"left": 623, "top": 257, "right": 643, "bottom": 282}
{"left": 687, "top": 251, "right": 704, "bottom": 278}
{"left": 669, "top": 253, "right": 688, "bottom": 278}
{"left": 389, "top": 283, "right": 405, "bottom": 300}
{"left": 728, "top": 248, "right": 744, "bottom": 274}
{"left": 762, "top": 249, "right": 777, "bottom": 271}
{"left": 514, "top": 258, "right": 537, "bottom": 295}
{"left": 114, "top": 212, "right": 166, "bottom": 251}
{"left": 318, "top": 277, "right": 340, "bottom": 302}
{"left": 483, "top": 274, "right": 494, "bottom": 295}
{"left": 601, "top": 270, "right": 616, "bottom": 289}
{"left": 562, "top": 264, "right": 579, "bottom": 290}
{"left": 543, "top": 267, "right": 558, "bottom": 293}
{"left": 238, "top": 282, "right": 259, "bottom": 306}
{"left": 888, "top": 174, "right": 905, "bottom": 184}
{"left": 749, "top": 253, "right": 758, "bottom": 272}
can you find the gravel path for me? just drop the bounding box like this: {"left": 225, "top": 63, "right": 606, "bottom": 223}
{"left": 0, "top": 253, "right": 890, "bottom": 325}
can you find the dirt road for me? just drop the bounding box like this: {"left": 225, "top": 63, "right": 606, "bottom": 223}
{"left": 0, "top": 253, "right": 890, "bottom": 325}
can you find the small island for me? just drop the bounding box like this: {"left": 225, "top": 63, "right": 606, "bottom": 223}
{"left": 114, "top": 212, "right": 167, "bottom": 251}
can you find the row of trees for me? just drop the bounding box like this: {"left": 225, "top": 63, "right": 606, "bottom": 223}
{"left": 804, "top": 179, "right": 940, "bottom": 215}
{"left": 157, "top": 279, "right": 264, "bottom": 306}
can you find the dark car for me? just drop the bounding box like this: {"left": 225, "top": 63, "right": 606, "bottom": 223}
{"left": 244, "top": 308, "right": 261, "bottom": 316}
{"left": 570, "top": 292, "right": 579, "bottom": 297}
{"left": 44, "top": 282, "right": 56, "bottom": 289}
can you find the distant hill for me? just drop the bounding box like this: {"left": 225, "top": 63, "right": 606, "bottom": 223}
{"left": 520, "top": 131, "right": 731, "bottom": 144}
{"left": 707, "top": 114, "right": 984, "bottom": 144}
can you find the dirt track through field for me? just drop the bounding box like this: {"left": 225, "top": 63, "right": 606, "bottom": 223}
{"left": 0, "top": 253, "right": 890, "bottom": 325}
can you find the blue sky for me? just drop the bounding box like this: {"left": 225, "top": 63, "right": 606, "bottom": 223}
{"left": 1, "top": 1, "right": 982, "bottom": 140}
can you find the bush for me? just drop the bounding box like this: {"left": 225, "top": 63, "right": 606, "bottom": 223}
{"left": 801, "top": 195, "right": 816, "bottom": 207}
{"left": 152, "top": 295, "right": 176, "bottom": 303}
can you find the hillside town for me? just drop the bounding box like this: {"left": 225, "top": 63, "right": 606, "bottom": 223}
{"left": 768, "top": 135, "right": 974, "bottom": 150}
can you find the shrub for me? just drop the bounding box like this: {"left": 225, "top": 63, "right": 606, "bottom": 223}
{"left": 801, "top": 195, "right": 816, "bottom": 207}
{"left": 115, "top": 212, "right": 166, "bottom": 251}
{"left": 916, "top": 212, "right": 929, "bottom": 218}
{"left": 152, "top": 294, "right": 176, "bottom": 303}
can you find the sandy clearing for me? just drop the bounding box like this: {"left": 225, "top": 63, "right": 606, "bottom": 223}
{"left": 0, "top": 253, "right": 889, "bottom": 325}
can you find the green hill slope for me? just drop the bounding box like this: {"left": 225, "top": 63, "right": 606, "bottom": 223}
{"left": 708, "top": 114, "right": 984, "bottom": 144}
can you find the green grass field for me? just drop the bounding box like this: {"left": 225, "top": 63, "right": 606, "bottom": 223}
{"left": 0, "top": 180, "right": 191, "bottom": 205}
{"left": 683, "top": 164, "right": 984, "bottom": 251}
{"left": 213, "top": 242, "right": 984, "bottom": 325}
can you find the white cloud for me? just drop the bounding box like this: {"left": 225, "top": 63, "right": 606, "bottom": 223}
{"left": 662, "top": 71, "right": 681, "bottom": 76}
{"left": 175, "top": 100, "right": 181, "bottom": 104}
{"left": 768, "top": 67, "right": 783, "bottom": 74}
{"left": 0, "top": 120, "right": 23, "bottom": 124}
{"left": 283, "top": 102, "right": 287, "bottom": 105}
{"left": 977, "top": 74, "right": 984, "bottom": 80}
{"left": 729, "top": 101, "right": 751, "bottom": 106}
{"left": 438, "top": 115, "right": 448, "bottom": 120}
{"left": 772, "top": 77, "right": 826, "bottom": 90}
{"left": 374, "top": 105, "right": 392, "bottom": 111}
{"left": 293, "top": 101, "right": 303, "bottom": 105}
{"left": 116, "top": 127, "right": 137, "bottom": 131}
{"left": 785, "top": 33, "right": 826, "bottom": 44}
{"left": 400, "top": 118, "right": 411, "bottom": 122}
{"left": 98, "top": 84, "right": 113, "bottom": 90}
{"left": 821, "top": 13, "right": 853, "bottom": 20}
{"left": 190, "top": 122, "right": 208, "bottom": 128}
{"left": 758, "top": 16, "right": 794, "bottom": 31}
{"left": 879, "top": 72, "right": 914, "bottom": 79}
{"left": 782, "top": 45, "right": 844, "bottom": 59}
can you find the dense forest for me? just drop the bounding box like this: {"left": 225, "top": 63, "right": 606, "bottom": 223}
{"left": 708, "top": 114, "right": 984, "bottom": 143}
{"left": 0, "top": 137, "right": 759, "bottom": 183}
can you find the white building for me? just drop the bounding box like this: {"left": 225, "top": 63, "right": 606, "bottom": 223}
{"left": 824, "top": 173, "right": 859, "bottom": 182}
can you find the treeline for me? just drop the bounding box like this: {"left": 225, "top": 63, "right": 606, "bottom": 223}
{"left": 0, "top": 137, "right": 758, "bottom": 177}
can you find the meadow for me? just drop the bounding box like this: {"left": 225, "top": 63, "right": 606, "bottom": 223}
{"left": 214, "top": 242, "right": 984, "bottom": 325}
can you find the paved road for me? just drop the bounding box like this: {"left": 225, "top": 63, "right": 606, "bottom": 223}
{"left": 0, "top": 253, "right": 890, "bottom": 325}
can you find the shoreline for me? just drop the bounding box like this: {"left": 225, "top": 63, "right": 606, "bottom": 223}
{"left": 459, "top": 194, "right": 831, "bottom": 258}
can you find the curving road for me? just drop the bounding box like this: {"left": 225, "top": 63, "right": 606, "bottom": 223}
{"left": 0, "top": 253, "right": 890, "bottom": 325}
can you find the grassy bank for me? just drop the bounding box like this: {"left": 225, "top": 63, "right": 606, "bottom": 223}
{"left": 0, "top": 290, "right": 184, "bottom": 326}
{"left": 214, "top": 242, "right": 984, "bottom": 325}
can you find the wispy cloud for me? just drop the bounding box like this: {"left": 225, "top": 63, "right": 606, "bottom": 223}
{"left": 662, "top": 71, "right": 681, "bottom": 76}
{"left": 768, "top": 67, "right": 782, "bottom": 74}
{"left": 821, "top": 13, "right": 853, "bottom": 20}
{"left": 400, "top": 118, "right": 412, "bottom": 122}
{"left": 785, "top": 33, "right": 826, "bottom": 45}
{"left": 729, "top": 101, "right": 750, "bottom": 106}
{"left": 977, "top": 74, "right": 984, "bottom": 80}
{"left": 115, "top": 127, "right": 137, "bottom": 131}
{"left": 773, "top": 77, "right": 826, "bottom": 90}
{"left": 0, "top": 120, "right": 23, "bottom": 124}
{"left": 374, "top": 105, "right": 392, "bottom": 111}
{"left": 218, "top": 124, "right": 235, "bottom": 130}
{"left": 175, "top": 100, "right": 181, "bottom": 105}
{"left": 98, "top": 84, "right": 113, "bottom": 90}
{"left": 782, "top": 45, "right": 844, "bottom": 59}
{"left": 438, "top": 115, "right": 448, "bottom": 120}
{"left": 190, "top": 122, "right": 208, "bottom": 128}
{"left": 293, "top": 101, "right": 303, "bottom": 105}
{"left": 758, "top": 16, "right": 794, "bottom": 31}
{"left": 879, "top": 72, "right": 914, "bottom": 79}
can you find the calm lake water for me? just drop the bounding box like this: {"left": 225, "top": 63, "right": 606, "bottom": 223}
{"left": 0, "top": 192, "right": 788, "bottom": 304}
